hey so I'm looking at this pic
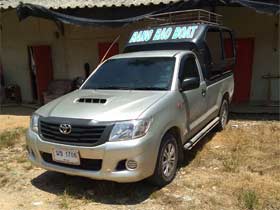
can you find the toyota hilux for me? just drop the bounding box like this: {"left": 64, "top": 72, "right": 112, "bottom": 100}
{"left": 26, "top": 20, "right": 236, "bottom": 186}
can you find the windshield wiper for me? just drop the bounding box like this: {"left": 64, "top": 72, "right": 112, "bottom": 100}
{"left": 95, "top": 86, "right": 131, "bottom": 90}
{"left": 133, "top": 87, "right": 168, "bottom": 90}
{"left": 86, "top": 86, "right": 167, "bottom": 91}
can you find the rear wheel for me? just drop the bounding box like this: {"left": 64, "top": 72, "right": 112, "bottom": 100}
{"left": 217, "top": 99, "right": 229, "bottom": 131}
{"left": 149, "top": 132, "right": 179, "bottom": 187}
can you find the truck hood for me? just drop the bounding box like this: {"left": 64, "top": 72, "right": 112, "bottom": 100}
{"left": 37, "top": 89, "right": 167, "bottom": 121}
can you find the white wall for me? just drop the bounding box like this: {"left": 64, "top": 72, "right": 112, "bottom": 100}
{"left": 1, "top": 8, "right": 279, "bottom": 102}
{"left": 1, "top": 9, "right": 141, "bottom": 102}
{"left": 1, "top": 9, "right": 67, "bottom": 101}
{"left": 0, "top": 11, "right": 3, "bottom": 71}
{"left": 218, "top": 7, "right": 280, "bottom": 102}
{"left": 62, "top": 24, "right": 139, "bottom": 79}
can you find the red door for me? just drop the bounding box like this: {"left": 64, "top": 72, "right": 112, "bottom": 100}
{"left": 225, "top": 38, "right": 254, "bottom": 103}
{"left": 98, "top": 42, "right": 119, "bottom": 62}
{"left": 31, "top": 45, "right": 53, "bottom": 103}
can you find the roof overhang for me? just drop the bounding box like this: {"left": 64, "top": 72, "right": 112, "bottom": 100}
{"left": 2, "top": 1, "right": 279, "bottom": 28}
{"left": 0, "top": 0, "right": 182, "bottom": 10}
{"left": 1, "top": 1, "right": 279, "bottom": 15}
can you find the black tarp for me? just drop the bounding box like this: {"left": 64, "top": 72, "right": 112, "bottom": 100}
{"left": 227, "top": 0, "right": 279, "bottom": 14}
{"left": 16, "top": 1, "right": 279, "bottom": 27}
{"left": 16, "top": 2, "right": 189, "bottom": 27}
{"left": 16, "top": 4, "right": 153, "bottom": 27}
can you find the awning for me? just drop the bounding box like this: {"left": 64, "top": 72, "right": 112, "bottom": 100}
{"left": 0, "top": 0, "right": 182, "bottom": 9}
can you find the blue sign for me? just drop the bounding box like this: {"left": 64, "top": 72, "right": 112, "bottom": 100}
{"left": 128, "top": 25, "right": 199, "bottom": 44}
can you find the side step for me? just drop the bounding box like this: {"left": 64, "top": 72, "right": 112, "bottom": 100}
{"left": 184, "top": 117, "right": 219, "bottom": 150}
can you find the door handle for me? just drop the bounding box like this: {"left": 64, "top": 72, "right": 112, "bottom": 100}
{"left": 202, "top": 89, "right": 206, "bottom": 97}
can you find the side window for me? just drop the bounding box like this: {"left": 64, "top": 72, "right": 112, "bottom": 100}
{"left": 204, "top": 28, "right": 236, "bottom": 80}
{"left": 205, "top": 29, "right": 223, "bottom": 64}
{"left": 222, "top": 30, "right": 234, "bottom": 58}
{"left": 181, "top": 56, "right": 200, "bottom": 80}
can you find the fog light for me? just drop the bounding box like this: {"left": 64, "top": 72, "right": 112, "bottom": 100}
{"left": 126, "top": 160, "right": 137, "bottom": 170}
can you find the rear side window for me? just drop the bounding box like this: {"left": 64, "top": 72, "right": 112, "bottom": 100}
{"left": 204, "top": 27, "right": 236, "bottom": 80}
{"left": 222, "top": 30, "right": 234, "bottom": 58}
{"left": 205, "top": 30, "right": 223, "bottom": 64}
{"left": 180, "top": 56, "right": 200, "bottom": 80}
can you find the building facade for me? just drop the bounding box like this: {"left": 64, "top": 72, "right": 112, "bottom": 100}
{"left": 0, "top": 1, "right": 279, "bottom": 104}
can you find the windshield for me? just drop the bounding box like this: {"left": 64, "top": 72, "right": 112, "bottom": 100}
{"left": 82, "top": 57, "right": 175, "bottom": 90}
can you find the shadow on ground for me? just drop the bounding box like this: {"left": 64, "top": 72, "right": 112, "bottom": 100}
{"left": 0, "top": 105, "right": 35, "bottom": 116}
{"left": 230, "top": 113, "right": 279, "bottom": 121}
{"left": 31, "top": 172, "right": 159, "bottom": 205}
{"left": 31, "top": 130, "right": 216, "bottom": 205}
{"left": 181, "top": 131, "right": 216, "bottom": 168}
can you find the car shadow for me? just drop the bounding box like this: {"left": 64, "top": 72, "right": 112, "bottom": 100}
{"left": 180, "top": 130, "right": 216, "bottom": 168}
{"left": 31, "top": 130, "right": 217, "bottom": 205}
{"left": 229, "top": 113, "right": 279, "bottom": 121}
{"left": 31, "top": 171, "right": 160, "bottom": 205}
{"left": 0, "top": 105, "right": 35, "bottom": 116}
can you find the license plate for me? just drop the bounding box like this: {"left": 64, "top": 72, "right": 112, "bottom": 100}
{"left": 52, "top": 148, "right": 80, "bottom": 165}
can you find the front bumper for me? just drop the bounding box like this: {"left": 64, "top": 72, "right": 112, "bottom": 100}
{"left": 26, "top": 129, "right": 158, "bottom": 183}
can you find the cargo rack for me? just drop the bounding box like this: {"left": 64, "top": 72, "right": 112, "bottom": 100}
{"left": 146, "top": 9, "right": 223, "bottom": 26}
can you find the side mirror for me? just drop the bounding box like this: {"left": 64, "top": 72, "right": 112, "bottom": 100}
{"left": 180, "top": 77, "right": 200, "bottom": 91}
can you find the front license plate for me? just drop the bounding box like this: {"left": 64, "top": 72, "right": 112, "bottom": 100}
{"left": 52, "top": 148, "right": 80, "bottom": 165}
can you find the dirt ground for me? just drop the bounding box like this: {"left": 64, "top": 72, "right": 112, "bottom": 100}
{"left": 0, "top": 106, "right": 279, "bottom": 210}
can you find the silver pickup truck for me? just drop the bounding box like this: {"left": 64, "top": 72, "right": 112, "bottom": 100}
{"left": 26, "top": 23, "right": 235, "bottom": 186}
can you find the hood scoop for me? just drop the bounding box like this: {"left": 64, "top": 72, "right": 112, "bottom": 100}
{"left": 76, "top": 98, "right": 107, "bottom": 104}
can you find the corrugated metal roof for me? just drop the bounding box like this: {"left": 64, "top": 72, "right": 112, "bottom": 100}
{"left": 0, "top": 0, "right": 182, "bottom": 9}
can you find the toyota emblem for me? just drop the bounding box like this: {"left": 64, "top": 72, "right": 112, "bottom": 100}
{"left": 59, "top": 124, "right": 72, "bottom": 135}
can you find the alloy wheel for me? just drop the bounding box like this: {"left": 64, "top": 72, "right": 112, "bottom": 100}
{"left": 162, "top": 143, "right": 176, "bottom": 178}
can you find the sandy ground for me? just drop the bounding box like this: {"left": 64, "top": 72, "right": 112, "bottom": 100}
{"left": 0, "top": 106, "right": 279, "bottom": 210}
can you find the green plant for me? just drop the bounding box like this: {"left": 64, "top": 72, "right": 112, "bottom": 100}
{"left": 239, "top": 189, "right": 258, "bottom": 210}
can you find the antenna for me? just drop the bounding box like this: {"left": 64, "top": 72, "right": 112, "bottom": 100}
{"left": 100, "top": 35, "right": 120, "bottom": 64}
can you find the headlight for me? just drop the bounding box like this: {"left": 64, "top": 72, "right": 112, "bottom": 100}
{"left": 109, "top": 119, "right": 152, "bottom": 141}
{"left": 30, "top": 113, "right": 40, "bottom": 133}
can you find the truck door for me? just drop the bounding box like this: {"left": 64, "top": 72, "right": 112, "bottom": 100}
{"left": 180, "top": 54, "right": 208, "bottom": 135}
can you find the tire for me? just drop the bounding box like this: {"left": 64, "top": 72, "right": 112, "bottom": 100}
{"left": 149, "top": 132, "right": 179, "bottom": 187}
{"left": 217, "top": 99, "right": 229, "bottom": 131}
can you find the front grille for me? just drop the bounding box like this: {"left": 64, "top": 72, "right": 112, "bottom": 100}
{"left": 41, "top": 152, "right": 102, "bottom": 171}
{"left": 39, "top": 117, "right": 112, "bottom": 146}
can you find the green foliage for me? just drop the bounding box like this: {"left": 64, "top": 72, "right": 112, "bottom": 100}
{"left": 239, "top": 189, "right": 258, "bottom": 210}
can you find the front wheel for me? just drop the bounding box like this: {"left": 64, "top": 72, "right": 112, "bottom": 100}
{"left": 149, "top": 133, "right": 179, "bottom": 187}
{"left": 217, "top": 99, "right": 229, "bottom": 131}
